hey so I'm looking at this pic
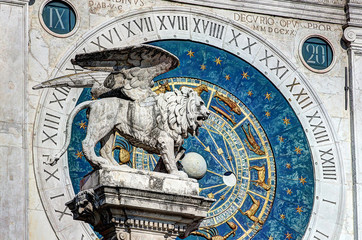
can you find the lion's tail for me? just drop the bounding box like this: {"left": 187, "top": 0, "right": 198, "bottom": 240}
{"left": 49, "top": 100, "right": 92, "bottom": 165}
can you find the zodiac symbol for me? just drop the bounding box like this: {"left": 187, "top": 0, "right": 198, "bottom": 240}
{"left": 211, "top": 106, "right": 236, "bottom": 125}
{"left": 214, "top": 91, "right": 241, "bottom": 115}
{"left": 191, "top": 222, "right": 238, "bottom": 240}
{"left": 241, "top": 124, "right": 265, "bottom": 155}
{"left": 154, "top": 81, "right": 171, "bottom": 94}
{"left": 180, "top": 84, "right": 209, "bottom": 96}
{"left": 250, "top": 165, "right": 271, "bottom": 191}
{"left": 238, "top": 192, "right": 264, "bottom": 226}
{"left": 112, "top": 136, "right": 133, "bottom": 164}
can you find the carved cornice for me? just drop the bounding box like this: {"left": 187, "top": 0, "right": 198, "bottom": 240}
{"left": 168, "top": 0, "right": 346, "bottom": 24}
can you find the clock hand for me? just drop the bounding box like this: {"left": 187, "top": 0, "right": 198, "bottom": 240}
{"left": 195, "top": 136, "right": 229, "bottom": 172}
{"left": 223, "top": 137, "right": 236, "bottom": 174}
{"left": 204, "top": 126, "right": 233, "bottom": 172}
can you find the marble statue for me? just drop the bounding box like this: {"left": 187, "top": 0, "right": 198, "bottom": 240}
{"left": 33, "top": 44, "right": 209, "bottom": 177}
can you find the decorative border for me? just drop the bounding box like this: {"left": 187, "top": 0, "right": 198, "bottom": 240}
{"left": 32, "top": 7, "right": 345, "bottom": 240}
{"left": 298, "top": 34, "right": 337, "bottom": 74}
{"left": 38, "top": 0, "right": 80, "bottom": 38}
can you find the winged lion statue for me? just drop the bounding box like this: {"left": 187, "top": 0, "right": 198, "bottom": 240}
{"left": 33, "top": 44, "right": 210, "bottom": 177}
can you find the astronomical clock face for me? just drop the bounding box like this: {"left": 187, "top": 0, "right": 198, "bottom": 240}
{"left": 33, "top": 9, "right": 343, "bottom": 240}
{"left": 67, "top": 41, "right": 313, "bottom": 239}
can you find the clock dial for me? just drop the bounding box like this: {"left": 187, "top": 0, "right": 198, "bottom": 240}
{"left": 67, "top": 40, "right": 314, "bottom": 239}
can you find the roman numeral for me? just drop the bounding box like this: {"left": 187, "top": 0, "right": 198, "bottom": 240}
{"left": 193, "top": 18, "right": 224, "bottom": 39}
{"left": 242, "top": 37, "right": 257, "bottom": 55}
{"left": 259, "top": 49, "right": 274, "bottom": 67}
{"left": 314, "top": 229, "right": 329, "bottom": 239}
{"left": 55, "top": 206, "right": 72, "bottom": 221}
{"left": 90, "top": 28, "right": 122, "bottom": 51}
{"left": 286, "top": 78, "right": 314, "bottom": 109}
{"left": 65, "top": 63, "right": 84, "bottom": 74}
{"left": 50, "top": 193, "right": 65, "bottom": 200}
{"left": 49, "top": 87, "right": 71, "bottom": 109}
{"left": 270, "top": 60, "right": 289, "bottom": 79}
{"left": 319, "top": 148, "right": 336, "bottom": 180}
{"left": 44, "top": 168, "right": 60, "bottom": 182}
{"left": 306, "top": 110, "right": 329, "bottom": 144}
{"left": 42, "top": 112, "right": 61, "bottom": 145}
{"left": 322, "top": 198, "right": 336, "bottom": 205}
{"left": 49, "top": 7, "right": 65, "bottom": 30}
{"left": 122, "top": 17, "right": 154, "bottom": 37}
{"left": 157, "top": 15, "right": 188, "bottom": 31}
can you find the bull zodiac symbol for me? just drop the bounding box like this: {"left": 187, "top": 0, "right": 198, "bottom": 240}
{"left": 191, "top": 222, "right": 238, "bottom": 240}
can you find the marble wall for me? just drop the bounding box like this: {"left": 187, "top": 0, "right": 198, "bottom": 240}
{"left": 0, "top": 0, "right": 361, "bottom": 239}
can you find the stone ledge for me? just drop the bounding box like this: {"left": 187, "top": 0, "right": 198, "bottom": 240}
{"left": 68, "top": 168, "right": 214, "bottom": 239}
{"left": 80, "top": 167, "right": 199, "bottom": 196}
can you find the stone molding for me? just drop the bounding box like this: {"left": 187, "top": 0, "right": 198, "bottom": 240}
{"left": 343, "top": 26, "right": 362, "bottom": 47}
{"left": 168, "top": 0, "right": 346, "bottom": 24}
{"left": 67, "top": 169, "right": 214, "bottom": 240}
{"left": 346, "top": 2, "right": 362, "bottom": 27}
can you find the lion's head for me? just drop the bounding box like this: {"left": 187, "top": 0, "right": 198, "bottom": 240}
{"left": 161, "top": 87, "right": 209, "bottom": 138}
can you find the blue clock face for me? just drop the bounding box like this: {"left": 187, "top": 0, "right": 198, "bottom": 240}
{"left": 68, "top": 40, "right": 314, "bottom": 240}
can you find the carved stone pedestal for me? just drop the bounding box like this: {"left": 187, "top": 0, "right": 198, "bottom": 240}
{"left": 66, "top": 167, "right": 214, "bottom": 240}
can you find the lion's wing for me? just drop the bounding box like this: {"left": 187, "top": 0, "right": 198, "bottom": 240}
{"left": 32, "top": 71, "right": 109, "bottom": 90}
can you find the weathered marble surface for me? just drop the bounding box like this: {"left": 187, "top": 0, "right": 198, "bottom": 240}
{"left": 0, "top": 1, "right": 28, "bottom": 240}
{"left": 19, "top": 0, "right": 359, "bottom": 239}
{"left": 67, "top": 168, "right": 214, "bottom": 240}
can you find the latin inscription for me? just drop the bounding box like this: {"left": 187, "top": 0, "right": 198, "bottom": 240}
{"left": 89, "top": 0, "right": 145, "bottom": 13}
{"left": 234, "top": 12, "right": 335, "bottom": 36}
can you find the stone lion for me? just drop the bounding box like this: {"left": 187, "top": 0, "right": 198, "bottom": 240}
{"left": 47, "top": 87, "right": 209, "bottom": 177}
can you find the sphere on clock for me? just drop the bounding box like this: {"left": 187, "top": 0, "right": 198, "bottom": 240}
{"left": 181, "top": 152, "right": 207, "bottom": 180}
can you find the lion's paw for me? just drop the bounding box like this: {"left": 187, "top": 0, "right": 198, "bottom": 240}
{"left": 174, "top": 170, "right": 189, "bottom": 179}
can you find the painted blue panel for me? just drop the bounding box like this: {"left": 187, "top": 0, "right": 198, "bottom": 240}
{"left": 68, "top": 40, "right": 314, "bottom": 239}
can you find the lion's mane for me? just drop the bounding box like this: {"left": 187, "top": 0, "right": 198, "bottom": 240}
{"left": 156, "top": 87, "right": 199, "bottom": 139}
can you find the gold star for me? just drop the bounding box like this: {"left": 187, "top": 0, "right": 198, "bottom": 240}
{"left": 286, "top": 232, "right": 292, "bottom": 239}
{"left": 228, "top": 155, "right": 233, "bottom": 161}
{"left": 214, "top": 57, "right": 222, "bottom": 65}
{"left": 187, "top": 49, "right": 194, "bottom": 58}
{"left": 286, "top": 163, "right": 291, "bottom": 169}
{"left": 242, "top": 71, "right": 249, "bottom": 79}
{"left": 200, "top": 64, "right": 206, "bottom": 70}
{"left": 299, "top": 176, "right": 307, "bottom": 185}
{"left": 287, "top": 189, "right": 292, "bottom": 195}
{"left": 75, "top": 150, "right": 84, "bottom": 159}
{"left": 280, "top": 214, "right": 286, "bottom": 220}
{"left": 79, "top": 121, "right": 87, "bottom": 129}
{"left": 296, "top": 206, "right": 303, "bottom": 214}
{"left": 294, "top": 146, "right": 302, "bottom": 154}
{"left": 91, "top": 96, "right": 97, "bottom": 100}
{"left": 220, "top": 195, "right": 225, "bottom": 200}
{"left": 248, "top": 90, "right": 253, "bottom": 96}
{"left": 265, "top": 92, "right": 272, "bottom": 100}
{"left": 278, "top": 136, "right": 284, "bottom": 142}
{"left": 207, "top": 193, "right": 215, "bottom": 199}
{"left": 268, "top": 236, "right": 274, "bottom": 240}
{"left": 265, "top": 111, "right": 271, "bottom": 117}
{"left": 283, "top": 117, "right": 290, "bottom": 126}
{"left": 225, "top": 74, "right": 230, "bottom": 80}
